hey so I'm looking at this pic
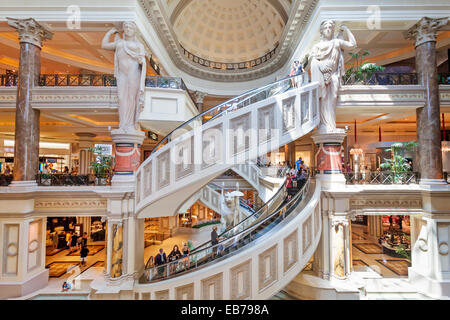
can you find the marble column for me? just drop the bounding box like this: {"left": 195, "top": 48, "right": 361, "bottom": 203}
{"left": 194, "top": 91, "right": 207, "bottom": 113}
{"left": 7, "top": 18, "right": 52, "bottom": 187}
{"left": 330, "top": 217, "right": 351, "bottom": 279}
{"left": 76, "top": 133, "right": 96, "bottom": 175}
{"left": 368, "top": 215, "right": 383, "bottom": 241}
{"left": 405, "top": 17, "right": 448, "bottom": 184}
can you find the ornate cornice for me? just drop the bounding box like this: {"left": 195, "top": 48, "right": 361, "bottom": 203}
{"left": 138, "top": 0, "right": 318, "bottom": 82}
{"left": 35, "top": 199, "right": 107, "bottom": 209}
{"left": 7, "top": 17, "right": 53, "bottom": 48}
{"left": 350, "top": 198, "right": 422, "bottom": 209}
{"left": 404, "top": 16, "right": 449, "bottom": 47}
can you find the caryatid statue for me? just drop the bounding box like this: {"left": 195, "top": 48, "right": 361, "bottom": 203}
{"left": 102, "top": 21, "right": 146, "bottom": 132}
{"left": 308, "top": 20, "right": 356, "bottom": 133}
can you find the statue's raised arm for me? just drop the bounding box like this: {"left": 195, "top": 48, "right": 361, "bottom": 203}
{"left": 338, "top": 25, "right": 356, "bottom": 50}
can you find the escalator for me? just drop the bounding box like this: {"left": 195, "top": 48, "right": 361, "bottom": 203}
{"left": 140, "top": 175, "right": 311, "bottom": 283}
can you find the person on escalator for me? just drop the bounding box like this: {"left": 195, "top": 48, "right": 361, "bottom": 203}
{"left": 211, "top": 226, "right": 224, "bottom": 257}
{"left": 168, "top": 245, "right": 182, "bottom": 274}
{"left": 155, "top": 248, "right": 167, "bottom": 277}
{"left": 181, "top": 243, "right": 191, "bottom": 269}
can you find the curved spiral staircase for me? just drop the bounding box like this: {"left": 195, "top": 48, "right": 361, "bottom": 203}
{"left": 93, "top": 75, "right": 323, "bottom": 300}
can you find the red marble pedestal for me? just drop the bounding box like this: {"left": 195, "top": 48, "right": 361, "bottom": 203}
{"left": 312, "top": 131, "right": 346, "bottom": 189}
{"left": 110, "top": 129, "right": 145, "bottom": 187}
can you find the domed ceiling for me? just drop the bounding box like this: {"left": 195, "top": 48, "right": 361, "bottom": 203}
{"left": 173, "top": 0, "right": 285, "bottom": 64}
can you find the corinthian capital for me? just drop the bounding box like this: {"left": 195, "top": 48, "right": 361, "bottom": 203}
{"left": 404, "top": 17, "right": 448, "bottom": 47}
{"left": 7, "top": 17, "right": 53, "bottom": 48}
{"left": 194, "top": 91, "right": 207, "bottom": 104}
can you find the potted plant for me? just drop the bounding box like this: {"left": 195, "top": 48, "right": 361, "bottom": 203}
{"left": 379, "top": 141, "right": 418, "bottom": 183}
{"left": 344, "top": 50, "right": 385, "bottom": 84}
{"left": 88, "top": 146, "right": 114, "bottom": 186}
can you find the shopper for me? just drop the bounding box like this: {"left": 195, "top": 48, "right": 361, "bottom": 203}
{"left": 81, "top": 232, "right": 88, "bottom": 247}
{"left": 70, "top": 232, "right": 78, "bottom": 253}
{"left": 168, "top": 245, "right": 182, "bottom": 273}
{"left": 80, "top": 245, "right": 89, "bottom": 266}
{"left": 62, "top": 281, "right": 71, "bottom": 292}
{"left": 211, "top": 226, "right": 224, "bottom": 257}
{"left": 154, "top": 248, "right": 167, "bottom": 277}
{"left": 65, "top": 232, "right": 71, "bottom": 249}
{"left": 182, "top": 243, "right": 190, "bottom": 269}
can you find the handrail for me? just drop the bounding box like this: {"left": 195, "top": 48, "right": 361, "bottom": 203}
{"left": 142, "top": 176, "right": 311, "bottom": 282}
{"left": 144, "top": 173, "right": 287, "bottom": 271}
{"left": 192, "top": 174, "right": 289, "bottom": 252}
{"left": 151, "top": 73, "right": 308, "bottom": 154}
{"left": 344, "top": 171, "right": 419, "bottom": 184}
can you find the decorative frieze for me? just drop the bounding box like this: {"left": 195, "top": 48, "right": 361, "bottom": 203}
{"left": 35, "top": 199, "right": 107, "bottom": 209}
{"left": 350, "top": 198, "right": 422, "bottom": 209}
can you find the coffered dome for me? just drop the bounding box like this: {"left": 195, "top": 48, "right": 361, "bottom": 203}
{"left": 173, "top": 0, "right": 285, "bottom": 64}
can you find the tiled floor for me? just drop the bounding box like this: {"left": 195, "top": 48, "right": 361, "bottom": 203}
{"left": 351, "top": 224, "right": 410, "bottom": 278}
{"left": 45, "top": 240, "right": 106, "bottom": 282}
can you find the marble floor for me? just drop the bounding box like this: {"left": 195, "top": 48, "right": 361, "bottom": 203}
{"left": 351, "top": 224, "right": 410, "bottom": 278}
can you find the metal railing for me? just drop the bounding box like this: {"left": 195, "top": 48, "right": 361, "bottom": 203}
{"left": 145, "top": 75, "right": 199, "bottom": 110}
{"left": 343, "top": 72, "right": 418, "bottom": 85}
{"left": 181, "top": 44, "right": 278, "bottom": 71}
{"left": 151, "top": 73, "right": 308, "bottom": 154}
{"left": 39, "top": 74, "right": 117, "bottom": 86}
{"left": 344, "top": 171, "right": 419, "bottom": 185}
{"left": 0, "top": 74, "right": 18, "bottom": 86}
{"left": 0, "top": 174, "right": 13, "bottom": 186}
{"left": 438, "top": 73, "right": 450, "bottom": 85}
{"left": 36, "top": 173, "right": 111, "bottom": 186}
{"left": 141, "top": 174, "right": 310, "bottom": 283}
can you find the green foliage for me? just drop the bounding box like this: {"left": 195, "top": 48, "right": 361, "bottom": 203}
{"left": 395, "top": 243, "right": 411, "bottom": 260}
{"left": 88, "top": 146, "right": 115, "bottom": 176}
{"left": 345, "top": 50, "right": 385, "bottom": 84}
{"left": 192, "top": 220, "right": 221, "bottom": 229}
{"left": 380, "top": 141, "right": 418, "bottom": 173}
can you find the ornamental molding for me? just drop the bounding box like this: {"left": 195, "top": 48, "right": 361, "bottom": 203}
{"left": 138, "top": 0, "right": 318, "bottom": 82}
{"left": 338, "top": 93, "right": 425, "bottom": 102}
{"left": 31, "top": 94, "right": 118, "bottom": 103}
{"left": 350, "top": 198, "right": 422, "bottom": 209}
{"left": 7, "top": 17, "right": 53, "bottom": 48}
{"left": 35, "top": 199, "right": 107, "bottom": 209}
{"left": 404, "top": 17, "right": 449, "bottom": 47}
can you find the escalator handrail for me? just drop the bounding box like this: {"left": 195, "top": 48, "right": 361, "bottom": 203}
{"left": 190, "top": 174, "right": 289, "bottom": 253}
{"left": 143, "top": 176, "right": 310, "bottom": 277}
{"left": 151, "top": 73, "right": 308, "bottom": 154}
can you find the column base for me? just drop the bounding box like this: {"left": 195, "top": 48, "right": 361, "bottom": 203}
{"left": 0, "top": 268, "right": 49, "bottom": 299}
{"left": 409, "top": 268, "right": 450, "bottom": 299}
{"left": 315, "top": 173, "right": 346, "bottom": 190}
{"left": 8, "top": 180, "right": 37, "bottom": 188}
{"left": 419, "top": 178, "right": 447, "bottom": 186}
{"left": 111, "top": 174, "right": 136, "bottom": 187}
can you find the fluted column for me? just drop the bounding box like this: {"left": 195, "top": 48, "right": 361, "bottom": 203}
{"left": 76, "top": 133, "right": 96, "bottom": 174}
{"left": 368, "top": 215, "right": 383, "bottom": 240}
{"left": 405, "top": 17, "right": 448, "bottom": 184}
{"left": 7, "top": 18, "right": 52, "bottom": 186}
{"left": 330, "top": 217, "right": 351, "bottom": 279}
